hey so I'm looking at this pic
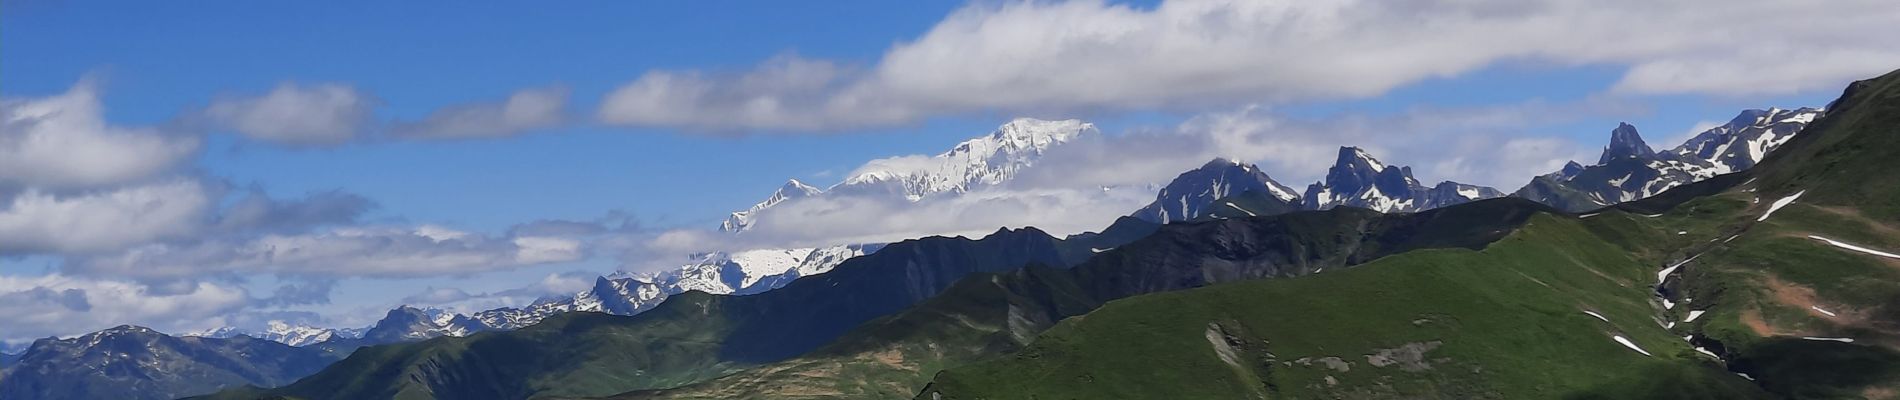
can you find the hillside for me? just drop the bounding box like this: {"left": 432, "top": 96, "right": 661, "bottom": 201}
{"left": 600, "top": 199, "right": 1551, "bottom": 399}
{"left": 191, "top": 222, "right": 1152, "bottom": 400}
{"left": 918, "top": 69, "right": 1900, "bottom": 399}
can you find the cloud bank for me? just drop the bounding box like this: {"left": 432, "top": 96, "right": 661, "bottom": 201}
{"left": 598, "top": 0, "right": 1900, "bottom": 131}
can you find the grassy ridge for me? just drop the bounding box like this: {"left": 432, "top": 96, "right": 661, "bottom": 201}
{"left": 608, "top": 200, "right": 1551, "bottom": 399}
{"left": 921, "top": 214, "right": 1762, "bottom": 399}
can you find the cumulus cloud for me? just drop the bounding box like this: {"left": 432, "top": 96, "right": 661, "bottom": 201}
{"left": 0, "top": 179, "right": 213, "bottom": 255}
{"left": 1, "top": 81, "right": 199, "bottom": 189}
{"left": 256, "top": 280, "right": 338, "bottom": 307}
{"left": 400, "top": 271, "right": 596, "bottom": 314}
{"left": 213, "top": 189, "right": 375, "bottom": 234}
{"left": 63, "top": 223, "right": 589, "bottom": 281}
{"left": 597, "top": 0, "right": 1900, "bottom": 131}
{"left": 0, "top": 274, "right": 249, "bottom": 343}
{"left": 597, "top": 55, "right": 877, "bottom": 131}
{"left": 1014, "top": 99, "right": 1630, "bottom": 193}
{"left": 393, "top": 86, "right": 569, "bottom": 139}
{"left": 203, "top": 82, "right": 373, "bottom": 145}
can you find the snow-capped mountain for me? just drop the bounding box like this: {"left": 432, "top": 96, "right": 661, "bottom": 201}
{"left": 432, "top": 244, "right": 881, "bottom": 332}
{"left": 0, "top": 325, "right": 335, "bottom": 400}
{"left": 183, "top": 321, "right": 354, "bottom": 347}
{"left": 1131, "top": 158, "right": 1302, "bottom": 223}
{"left": 722, "top": 118, "right": 1096, "bottom": 233}
{"left": 1303, "top": 147, "right": 1504, "bottom": 213}
{"left": 721, "top": 179, "right": 822, "bottom": 232}
{"left": 1669, "top": 107, "right": 1820, "bottom": 174}
{"left": 1514, "top": 108, "right": 1821, "bottom": 212}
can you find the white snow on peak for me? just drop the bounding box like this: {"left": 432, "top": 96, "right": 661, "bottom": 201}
{"left": 259, "top": 321, "right": 335, "bottom": 346}
{"left": 725, "top": 118, "right": 1093, "bottom": 232}
{"left": 1345, "top": 147, "right": 1387, "bottom": 171}
{"left": 838, "top": 118, "right": 1094, "bottom": 198}
{"left": 1808, "top": 235, "right": 1900, "bottom": 259}
{"left": 1757, "top": 190, "right": 1805, "bottom": 222}
{"left": 722, "top": 179, "right": 823, "bottom": 232}
{"left": 1810, "top": 306, "right": 1839, "bottom": 317}
{"left": 1801, "top": 337, "right": 1855, "bottom": 343}
{"left": 184, "top": 320, "right": 340, "bottom": 347}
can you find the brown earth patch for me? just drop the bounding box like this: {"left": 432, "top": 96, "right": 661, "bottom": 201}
{"left": 871, "top": 349, "right": 909, "bottom": 369}
{"left": 1811, "top": 206, "right": 1900, "bottom": 238}
{"left": 1740, "top": 308, "right": 1776, "bottom": 336}
{"left": 1864, "top": 385, "right": 1898, "bottom": 400}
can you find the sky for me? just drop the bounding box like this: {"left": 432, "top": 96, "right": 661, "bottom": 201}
{"left": 3, "top": 0, "right": 1896, "bottom": 346}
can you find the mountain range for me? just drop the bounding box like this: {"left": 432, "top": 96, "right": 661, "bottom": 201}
{"left": 1515, "top": 108, "right": 1822, "bottom": 211}
{"left": 6, "top": 67, "right": 1886, "bottom": 399}
{"left": 722, "top": 117, "right": 1098, "bottom": 233}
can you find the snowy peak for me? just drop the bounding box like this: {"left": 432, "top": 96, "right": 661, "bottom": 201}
{"left": 721, "top": 179, "right": 823, "bottom": 232}
{"left": 837, "top": 117, "right": 1094, "bottom": 197}
{"left": 1515, "top": 107, "right": 1822, "bottom": 212}
{"left": 183, "top": 321, "right": 339, "bottom": 347}
{"left": 1305, "top": 147, "right": 1499, "bottom": 213}
{"left": 725, "top": 118, "right": 1092, "bottom": 233}
{"left": 1669, "top": 107, "right": 1821, "bottom": 174}
{"left": 1598, "top": 123, "right": 1658, "bottom": 165}
{"left": 388, "top": 243, "right": 880, "bottom": 334}
{"left": 1131, "top": 158, "right": 1300, "bottom": 223}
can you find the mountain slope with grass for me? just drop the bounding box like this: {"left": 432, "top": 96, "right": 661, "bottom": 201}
{"left": 601, "top": 199, "right": 1551, "bottom": 399}
{"left": 192, "top": 222, "right": 1151, "bottom": 400}
{"left": 919, "top": 69, "right": 1900, "bottom": 399}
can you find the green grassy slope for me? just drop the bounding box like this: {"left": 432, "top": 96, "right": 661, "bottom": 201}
{"left": 192, "top": 226, "right": 1131, "bottom": 400}
{"left": 920, "top": 214, "right": 1767, "bottom": 399}
{"left": 919, "top": 69, "right": 1900, "bottom": 399}
{"left": 602, "top": 200, "right": 1551, "bottom": 399}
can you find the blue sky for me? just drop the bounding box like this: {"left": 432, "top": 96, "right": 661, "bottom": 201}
{"left": 3, "top": 0, "right": 1894, "bottom": 342}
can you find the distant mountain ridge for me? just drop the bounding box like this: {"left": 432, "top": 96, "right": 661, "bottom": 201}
{"left": 1515, "top": 108, "right": 1822, "bottom": 211}
{"left": 1303, "top": 147, "right": 1504, "bottom": 213}
{"left": 722, "top": 117, "right": 1096, "bottom": 233}
{"left": 1131, "top": 158, "right": 1302, "bottom": 224}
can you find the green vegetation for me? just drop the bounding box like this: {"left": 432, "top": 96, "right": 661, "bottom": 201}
{"left": 922, "top": 214, "right": 1763, "bottom": 399}
{"left": 921, "top": 69, "right": 1900, "bottom": 399}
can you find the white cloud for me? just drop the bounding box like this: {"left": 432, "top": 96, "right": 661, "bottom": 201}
{"left": 597, "top": 55, "right": 883, "bottom": 131}
{"left": 398, "top": 271, "right": 595, "bottom": 314}
{"left": 0, "top": 274, "right": 249, "bottom": 343}
{"left": 0, "top": 179, "right": 212, "bottom": 255}
{"left": 204, "top": 82, "right": 373, "bottom": 145}
{"left": 393, "top": 86, "right": 569, "bottom": 139}
{"left": 597, "top": 0, "right": 1900, "bottom": 131}
{"left": 0, "top": 81, "right": 199, "bottom": 189}
{"left": 63, "top": 225, "right": 587, "bottom": 280}
{"left": 1012, "top": 100, "right": 1618, "bottom": 194}
{"left": 622, "top": 186, "right": 1150, "bottom": 272}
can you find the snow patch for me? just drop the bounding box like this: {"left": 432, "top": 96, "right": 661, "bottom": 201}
{"left": 1757, "top": 190, "right": 1805, "bottom": 222}
{"left": 1656, "top": 254, "right": 1700, "bottom": 284}
{"left": 1583, "top": 311, "right": 1610, "bottom": 322}
{"left": 1808, "top": 235, "right": 1900, "bottom": 259}
{"left": 1801, "top": 337, "right": 1855, "bottom": 343}
{"left": 1612, "top": 336, "right": 1654, "bottom": 356}
{"left": 1684, "top": 310, "right": 1706, "bottom": 323}
{"left": 1694, "top": 347, "right": 1721, "bottom": 359}
{"left": 1810, "top": 306, "right": 1838, "bottom": 317}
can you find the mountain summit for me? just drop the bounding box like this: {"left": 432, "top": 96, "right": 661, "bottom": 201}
{"left": 1131, "top": 158, "right": 1301, "bottom": 223}
{"left": 1303, "top": 147, "right": 1502, "bottom": 213}
{"left": 1598, "top": 122, "right": 1658, "bottom": 164}
{"left": 1515, "top": 108, "right": 1822, "bottom": 211}
{"left": 722, "top": 118, "right": 1094, "bottom": 233}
